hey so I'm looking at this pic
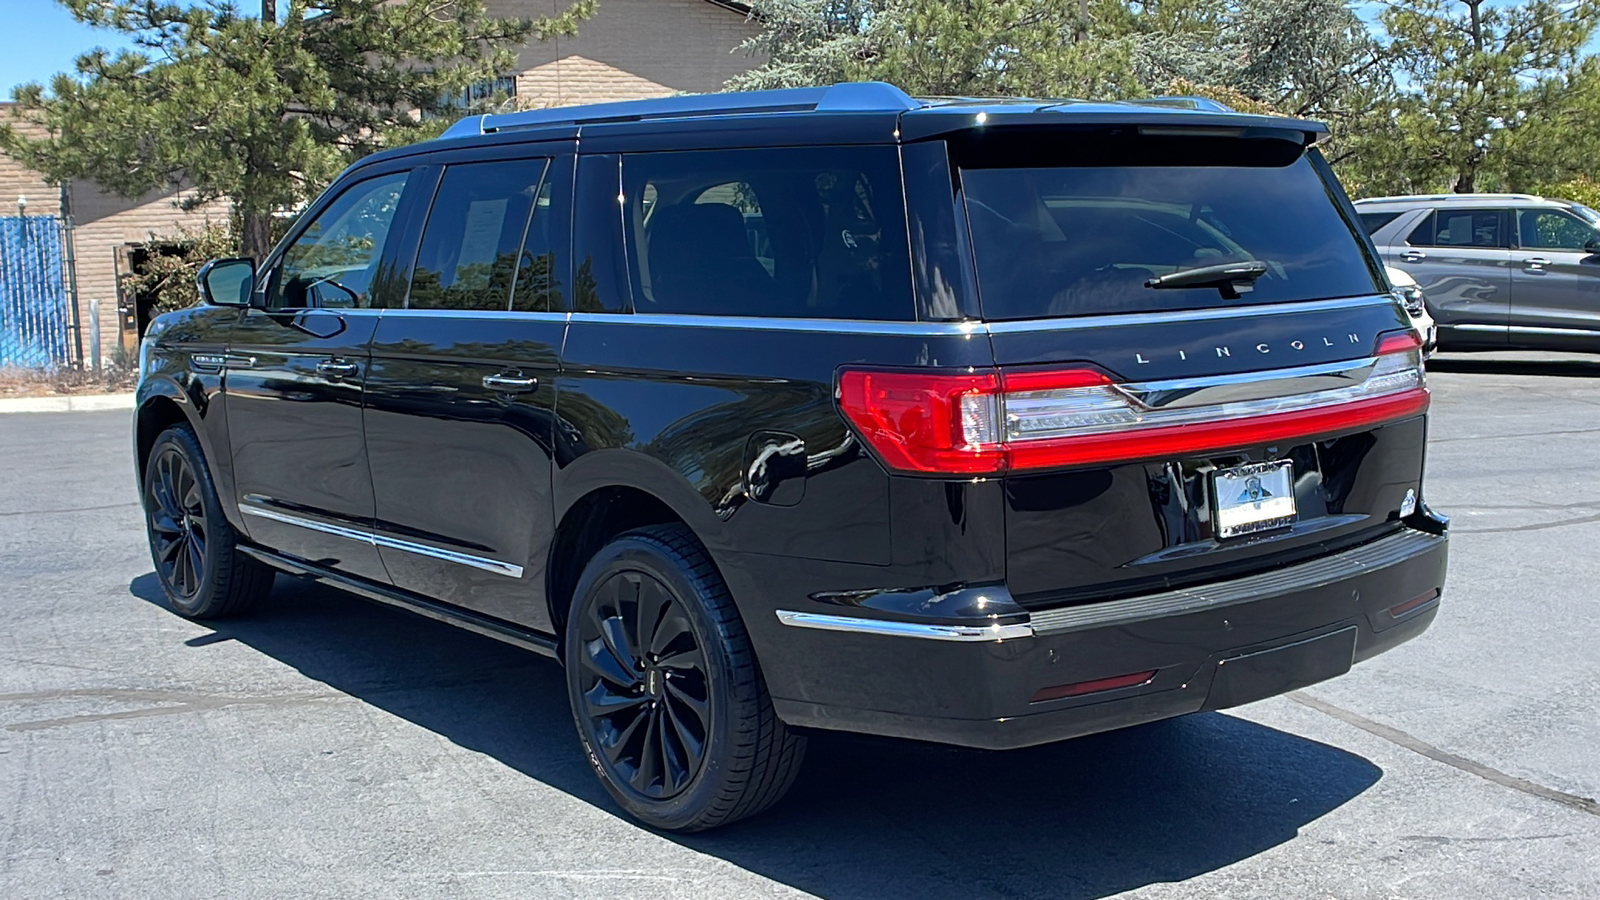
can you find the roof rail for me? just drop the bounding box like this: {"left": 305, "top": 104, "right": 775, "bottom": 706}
{"left": 1356, "top": 192, "right": 1546, "bottom": 204}
{"left": 1135, "top": 96, "right": 1236, "bottom": 112}
{"left": 439, "top": 82, "right": 920, "bottom": 139}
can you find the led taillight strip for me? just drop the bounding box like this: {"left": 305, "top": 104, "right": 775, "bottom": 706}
{"left": 837, "top": 331, "right": 1428, "bottom": 476}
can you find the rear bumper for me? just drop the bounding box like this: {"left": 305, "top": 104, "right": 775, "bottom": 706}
{"left": 758, "top": 527, "right": 1447, "bottom": 750}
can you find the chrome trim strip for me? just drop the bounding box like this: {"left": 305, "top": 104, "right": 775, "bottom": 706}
{"left": 1117, "top": 357, "right": 1378, "bottom": 410}
{"left": 571, "top": 311, "right": 986, "bottom": 336}
{"left": 1451, "top": 324, "right": 1506, "bottom": 332}
{"left": 1030, "top": 529, "right": 1444, "bottom": 636}
{"left": 982, "top": 295, "right": 1391, "bottom": 333}
{"left": 240, "top": 504, "right": 524, "bottom": 578}
{"left": 1506, "top": 324, "right": 1600, "bottom": 337}
{"left": 567, "top": 296, "right": 1391, "bottom": 336}
{"left": 775, "top": 610, "right": 1033, "bottom": 642}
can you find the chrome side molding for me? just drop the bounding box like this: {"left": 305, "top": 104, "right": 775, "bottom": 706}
{"left": 239, "top": 502, "right": 524, "bottom": 578}
{"left": 775, "top": 610, "right": 1034, "bottom": 642}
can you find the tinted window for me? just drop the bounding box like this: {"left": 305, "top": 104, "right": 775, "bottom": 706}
{"left": 1407, "top": 209, "right": 1508, "bottom": 248}
{"left": 1517, "top": 208, "right": 1599, "bottom": 251}
{"left": 1358, "top": 211, "right": 1403, "bottom": 235}
{"left": 267, "top": 171, "right": 409, "bottom": 310}
{"left": 622, "top": 147, "right": 913, "bottom": 320}
{"left": 408, "top": 159, "right": 549, "bottom": 311}
{"left": 959, "top": 142, "right": 1380, "bottom": 320}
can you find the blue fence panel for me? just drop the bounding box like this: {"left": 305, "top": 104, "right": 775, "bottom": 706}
{"left": 0, "top": 214, "right": 73, "bottom": 369}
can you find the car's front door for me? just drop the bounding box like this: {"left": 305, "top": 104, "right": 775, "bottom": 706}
{"left": 1511, "top": 206, "right": 1600, "bottom": 345}
{"left": 1395, "top": 207, "right": 1512, "bottom": 347}
{"left": 362, "top": 150, "right": 570, "bottom": 630}
{"left": 227, "top": 168, "right": 417, "bottom": 583}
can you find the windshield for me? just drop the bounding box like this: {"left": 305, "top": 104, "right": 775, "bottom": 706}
{"left": 960, "top": 154, "right": 1382, "bottom": 320}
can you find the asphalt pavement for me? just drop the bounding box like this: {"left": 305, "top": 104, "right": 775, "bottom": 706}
{"left": 2, "top": 351, "right": 1598, "bottom": 899}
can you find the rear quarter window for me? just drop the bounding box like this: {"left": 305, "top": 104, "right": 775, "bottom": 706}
{"left": 955, "top": 131, "right": 1382, "bottom": 320}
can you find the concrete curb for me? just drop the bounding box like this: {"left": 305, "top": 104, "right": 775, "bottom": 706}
{"left": 0, "top": 393, "right": 135, "bottom": 415}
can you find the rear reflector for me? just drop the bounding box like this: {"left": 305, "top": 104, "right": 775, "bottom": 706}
{"left": 1030, "top": 670, "right": 1158, "bottom": 703}
{"left": 1388, "top": 589, "right": 1440, "bottom": 618}
{"left": 838, "top": 329, "right": 1428, "bottom": 475}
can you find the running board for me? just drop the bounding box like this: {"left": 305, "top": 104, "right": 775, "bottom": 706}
{"left": 238, "top": 545, "right": 560, "bottom": 660}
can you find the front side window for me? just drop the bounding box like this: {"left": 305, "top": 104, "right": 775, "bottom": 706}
{"left": 957, "top": 135, "right": 1382, "bottom": 320}
{"left": 1407, "top": 209, "right": 1508, "bottom": 249}
{"left": 621, "top": 146, "right": 913, "bottom": 320}
{"left": 267, "top": 171, "right": 409, "bottom": 310}
{"left": 1517, "top": 208, "right": 1599, "bottom": 251}
{"left": 408, "top": 158, "right": 550, "bottom": 312}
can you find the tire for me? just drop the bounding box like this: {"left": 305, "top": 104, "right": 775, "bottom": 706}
{"left": 141, "top": 423, "right": 273, "bottom": 619}
{"left": 564, "top": 523, "right": 806, "bottom": 831}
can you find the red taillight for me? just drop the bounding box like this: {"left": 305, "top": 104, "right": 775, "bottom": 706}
{"left": 838, "top": 332, "right": 1429, "bottom": 475}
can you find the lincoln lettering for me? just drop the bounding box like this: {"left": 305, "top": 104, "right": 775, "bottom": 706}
{"left": 1133, "top": 333, "right": 1363, "bottom": 365}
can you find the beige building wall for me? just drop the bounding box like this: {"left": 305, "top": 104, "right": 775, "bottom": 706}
{"left": 3, "top": 104, "right": 220, "bottom": 367}
{"left": 494, "top": 0, "right": 761, "bottom": 107}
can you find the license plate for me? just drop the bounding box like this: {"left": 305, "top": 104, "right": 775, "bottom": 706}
{"left": 1211, "top": 460, "right": 1297, "bottom": 539}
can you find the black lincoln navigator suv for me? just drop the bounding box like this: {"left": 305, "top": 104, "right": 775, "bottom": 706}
{"left": 135, "top": 83, "right": 1448, "bottom": 831}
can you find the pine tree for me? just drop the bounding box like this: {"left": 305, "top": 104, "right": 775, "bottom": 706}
{"left": 1, "top": 0, "right": 594, "bottom": 259}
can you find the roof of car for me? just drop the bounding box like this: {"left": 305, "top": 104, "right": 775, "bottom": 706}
{"left": 433, "top": 81, "right": 1328, "bottom": 143}
{"left": 1354, "top": 193, "right": 1569, "bottom": 208}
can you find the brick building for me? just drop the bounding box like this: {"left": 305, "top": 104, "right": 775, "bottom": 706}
{"left": 0, "top": 0, "right": 760, "bottom": 367}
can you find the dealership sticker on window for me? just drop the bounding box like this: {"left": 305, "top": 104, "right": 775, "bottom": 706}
{"left": 1211, "top": 460, "right": 1297, "bottom": 539}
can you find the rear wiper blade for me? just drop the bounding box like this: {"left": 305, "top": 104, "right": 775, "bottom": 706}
{"left": 1144, "top": 260, "right": 1268, "bottom": 299}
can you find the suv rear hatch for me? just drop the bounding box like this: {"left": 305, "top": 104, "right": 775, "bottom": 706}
{"left": 844, "top": 116, "right": 1429, "bottom": 609}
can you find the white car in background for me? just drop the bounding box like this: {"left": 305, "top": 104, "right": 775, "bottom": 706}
{"left": 1386, "top": 265, "right": 1437, "bottom": 357}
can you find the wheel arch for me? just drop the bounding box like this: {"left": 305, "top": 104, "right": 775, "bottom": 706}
{"left": 548, "top": 450, "right": 737, "bottom": 652}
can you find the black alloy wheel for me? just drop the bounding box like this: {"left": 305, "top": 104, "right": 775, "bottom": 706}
{"left": 141, "top": 423, "right": 273, "bottom": 619}
{"left": 575, "top": 570, "right": 711, "bottom": 799}
{"left": 147, "top": 445, "right": 208, "bottom": 601}
{"left": 565, "top": 524, "right": 806, "bottom": 831}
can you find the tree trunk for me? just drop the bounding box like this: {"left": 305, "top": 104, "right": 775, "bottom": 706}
{"left": 1454, "top": 171, "right": 1477, "bottom": 193}
{"left": 240, "top": 211, "right": 274, "bottom": 261}
{"left": 262, "top": 0, "right": 276, "bottom": 22}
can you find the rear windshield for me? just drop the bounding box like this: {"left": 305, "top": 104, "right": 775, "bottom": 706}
{"left": 959, "top": 137, "right": 1382, "bottom": 320}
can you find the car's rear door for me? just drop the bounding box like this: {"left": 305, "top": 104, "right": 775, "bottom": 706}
{"left": 1395, "top": 208, "right": 1512, "bottom": 346}
{"left": 945, "top": 126, "right": 1431, "bottom": 607}
{"left": 227, "top": 166, "right": 419, "bottom": 583}
{"left": 361, "top": 145, "right": 571, "bottom": 630}
{"left": 1510, "top": 206, "right": 1600, "bottom": 347}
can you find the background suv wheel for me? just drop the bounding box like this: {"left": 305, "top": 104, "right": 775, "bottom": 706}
{"left": 564, "top": 523, "right": 806, "bottom": 831}
{"left": 142, "top": 423, "right": 274, "bottom": 619}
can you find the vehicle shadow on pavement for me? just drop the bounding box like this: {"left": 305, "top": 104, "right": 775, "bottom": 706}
{"left": 132, "top": 572, "right": 1382, "bottom": 900}
{"left": 1428, "top": 357, "right": 1600, "bottom": 378}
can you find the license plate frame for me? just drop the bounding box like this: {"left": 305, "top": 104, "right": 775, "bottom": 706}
{"left": 1211, "top": 459, "right": 1297, "bottom": 539}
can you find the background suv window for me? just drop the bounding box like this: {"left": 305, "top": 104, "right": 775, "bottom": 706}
{"left": 1358, "top": 211, "right": 1403, "bottom": 235}
{"left": 266, "top": 171, "right": 409, "bottom": 311}
{"left": 1407, "top": 209, "right": 1508, "bottom": 248}
{"left": 408, "top": 158, "right": 551, "bottom": 312}
{"left": 1517, "top": 208, "right": 1599, "bottom": 251}
{"left": 621, "top": 147, "right": 912, "bottom": 320}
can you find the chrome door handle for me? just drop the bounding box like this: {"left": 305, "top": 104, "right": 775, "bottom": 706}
{"left": 482, "top": 373, "right": 537, "bottom": 393}
{"left": 1400, "top": 250, "right": 1426, "bottom": 262}
{"left": 316, "top": 359, "right": 360, "bottom": 378}
{"left": 1523, "top": 257, "right": 1551, "bottom": 269}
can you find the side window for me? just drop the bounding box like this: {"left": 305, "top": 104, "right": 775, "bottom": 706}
{"left": 267, "top": 171, "right": 409, "bottom": 310}
{"left": 1518, "top": 208, "right": 1598, "bottom": 251}
{"left": 1407, "top": 209, "right": 1507, "bottom": 248}
{"left": 620, "top": 146, "right": 913, "bottom": 320}
{"left": 408, "top": 158, "right": 550, "bottom": 312}
{"left": 1358, "top": 211, "right": 1402, "bottom": 235}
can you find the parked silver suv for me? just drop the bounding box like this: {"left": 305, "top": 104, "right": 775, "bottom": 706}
{"left": 1356, "top": 193, "right": 1600, "bottom": 352}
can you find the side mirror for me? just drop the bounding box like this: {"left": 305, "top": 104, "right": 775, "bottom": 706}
{"left": 196, "top": 258, "right": 256, "bottom": 307}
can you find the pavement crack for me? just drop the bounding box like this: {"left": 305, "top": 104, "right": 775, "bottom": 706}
{"left": 0, "top": 501, "right": 140, "bottom": 517}
{"left": 1289, "top": 692, "right": 1600, "bottom": 818}
{"left": 1453, "top": 510, "right": 1600, "bottom": 534}
{"left": 1, "top": 690, "right": 344, "bottom": 732}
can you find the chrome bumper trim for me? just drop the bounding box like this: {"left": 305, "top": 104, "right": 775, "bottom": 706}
{"left": 1030, "top": 529, "right": 1444, "bottom": 636}
{"left": 240, "top": 503, "right": 524, "bottom": 578}
{"left": 775, "top": 610, "right": 1034, "bottom": 642}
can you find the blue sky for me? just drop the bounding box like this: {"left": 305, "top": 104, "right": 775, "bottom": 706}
{"left": 4, "top": 0, "right": 1599, "bottom": 97}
